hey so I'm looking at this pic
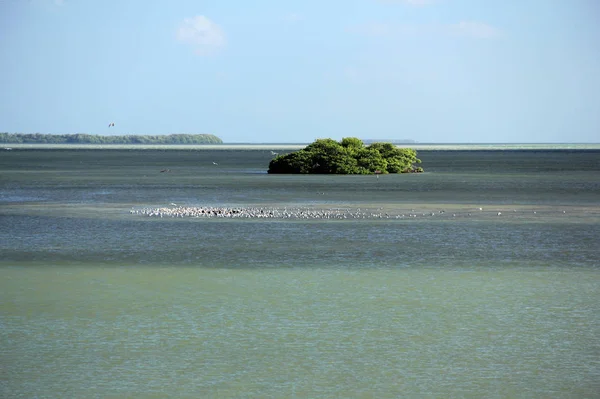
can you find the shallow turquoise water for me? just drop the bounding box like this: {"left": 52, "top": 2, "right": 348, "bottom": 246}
{"left": 2, "top": 267, "right": 599, "bottom": 398}
{"left": 1, "top": 148, "right": 599, "bottom": 398}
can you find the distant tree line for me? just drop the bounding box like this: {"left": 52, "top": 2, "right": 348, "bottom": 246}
{"left": 0, "top": 133, "right": 223, "bottom": 145}
{"left": 268, "top": 137, "right": 423, "bottom": 174}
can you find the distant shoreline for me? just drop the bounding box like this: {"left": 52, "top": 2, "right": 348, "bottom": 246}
{"left": 3, "top": 143, "right": 600, "bottom": 151}
{"left": 0, "top": 133, "right": 222, "bottom": 145}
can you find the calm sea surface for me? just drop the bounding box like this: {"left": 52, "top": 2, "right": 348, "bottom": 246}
{"left": 1, "top": 146, "right": 599, "bottom": 398}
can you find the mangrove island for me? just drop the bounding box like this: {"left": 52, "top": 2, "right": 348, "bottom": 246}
{"left": 268, "top": 137, "right": 423, "bottom": 174}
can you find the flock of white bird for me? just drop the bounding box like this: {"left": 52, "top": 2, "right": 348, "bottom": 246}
{"left": 130, "top": 204, "right": 569, "bottom": 221}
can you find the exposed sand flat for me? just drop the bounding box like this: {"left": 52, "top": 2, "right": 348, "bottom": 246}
{"left": 129, "top": 203, "right": 600, "bottom": 222}
{"left": 2, "top": 203, "right": 598, "bottom": 223}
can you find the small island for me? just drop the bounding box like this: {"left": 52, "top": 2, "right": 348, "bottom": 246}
{"left": 0, "top": 133, "right": 223, "bottom": 145}
{"left": 268, "top": 137, "right": 423, "bottom": 174}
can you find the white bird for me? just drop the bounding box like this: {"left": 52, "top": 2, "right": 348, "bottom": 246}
{"left": 212, "top": 162, "right": 218, "bottom": 165}
{"left": 271, "top": 151, "right": 278, "bottom": 156}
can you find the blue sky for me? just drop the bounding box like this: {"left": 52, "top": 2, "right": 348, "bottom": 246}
{"left": 1, "top": 0, "right": 599, "bottom": 143}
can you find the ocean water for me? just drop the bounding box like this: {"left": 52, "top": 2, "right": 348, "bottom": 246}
{"left": 1, "top": 147, "right": 599, "bottom": 398}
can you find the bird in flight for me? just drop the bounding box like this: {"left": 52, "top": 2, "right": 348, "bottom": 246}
{"left": 108, "top": 122, "right": 115, "bottom": 127}
{"left": 212, "top": 162, "right": 218, "bottom": 165}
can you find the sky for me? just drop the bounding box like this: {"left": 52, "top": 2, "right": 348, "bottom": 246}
{"left": 1, "top": 0, "right": 599, "bottom": 143}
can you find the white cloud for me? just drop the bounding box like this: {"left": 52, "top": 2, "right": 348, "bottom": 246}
{"left": 337, "top": 64, "right": 441, "bottom": 85}
{"left": 376, "top": 0, "right": 435, "bottom": 6}
{"left": 343, "top": 66, "right": 360, "bottom": 81}
{"left": 283, "top": 13, "right": 303, "bottom": 23}
{"left": 348, "top": 21, "right": 502, "bottom": 39}
{"left": 176, "top": 15, "right": 226, "bottom": 56}
{"left": 448, "top": 21, "right": 501, "bottom": 39}
{"left": 347, "top": 23, "right": 415, "bottom": 37}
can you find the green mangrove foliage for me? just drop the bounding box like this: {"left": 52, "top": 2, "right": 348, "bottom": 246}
{"left": 268, "top": 138, "right": 423, "bottom": 174}
{"left": 0, "top": 133, "right": 223, "bottom": 145}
